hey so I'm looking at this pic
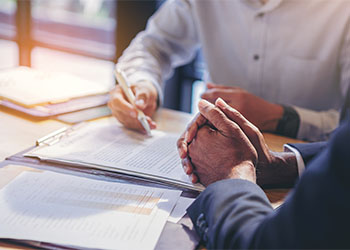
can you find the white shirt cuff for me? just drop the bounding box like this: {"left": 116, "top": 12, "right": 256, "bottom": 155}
{"left": 293, "top": 106, "right": 339, "bottom": 142}
{"left": 283, "top": 144, "right": 306, "bottom": 177}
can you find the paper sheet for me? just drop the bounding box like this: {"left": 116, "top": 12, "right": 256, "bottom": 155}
{"left": 0, "top": 171, "right": 181, "bottom": 250}
{"left": 0, "top": 67, "right": 110, "bottom": 106}
{"left": 168, "top": 197, "right": 195, "bottom": 224}
{"left": 26, "top": 118, "right": 203, "bottom": 191}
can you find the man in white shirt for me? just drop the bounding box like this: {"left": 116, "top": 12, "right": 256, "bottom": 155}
{"left": 108, "top": 0, "right": 350, "bottom": 141}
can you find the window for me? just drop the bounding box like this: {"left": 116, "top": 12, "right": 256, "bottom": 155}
{"left": 0, "top": 0, "right": 117, "bottom": 85}
{"left": 31, "top": 0, "right": 116, "bottom": 61}
{"left": 0, "top": 0, "right": 17, "bottom": 69}
{"left": 0, "top": 0, "right": 203, "bottom": 112}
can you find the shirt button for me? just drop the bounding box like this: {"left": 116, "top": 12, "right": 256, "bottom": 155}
{"left": 254, "top": 54, "right": 260, "bottom": 61}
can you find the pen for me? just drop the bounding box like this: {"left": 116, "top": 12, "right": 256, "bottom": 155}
{"left": 114, "top": 68, "right": 152, "bottom": 136}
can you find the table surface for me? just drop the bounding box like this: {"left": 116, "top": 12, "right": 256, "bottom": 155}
{"left": 0, "top": 106, "right": 304, "bottom": 249}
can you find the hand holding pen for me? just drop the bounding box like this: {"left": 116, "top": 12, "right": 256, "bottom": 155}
{"left": 108, "top": 68, "right": 158, "bottom": 135}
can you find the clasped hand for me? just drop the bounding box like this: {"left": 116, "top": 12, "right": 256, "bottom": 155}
{"left": 177, "top": 98, "right": 298, "bottom": 187}
{"left": 178, "top": 98, "right": 263, "bottom": 186}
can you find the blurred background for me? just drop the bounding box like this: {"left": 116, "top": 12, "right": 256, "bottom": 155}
{"left": 0, "top": 0, "right": 206, "bottom": 114}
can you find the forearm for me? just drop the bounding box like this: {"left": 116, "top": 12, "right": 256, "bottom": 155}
{"left": 117, "top": 0, "right": 200, "bottom": 101}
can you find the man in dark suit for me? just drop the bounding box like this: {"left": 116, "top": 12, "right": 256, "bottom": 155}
{"left": 178, "top": 98, "right": 350, "bottom": 248}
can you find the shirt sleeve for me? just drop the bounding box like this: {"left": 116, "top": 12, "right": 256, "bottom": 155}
{"left": 283, "top": 144, "right": 306, "bottom": 177}
{"left": 293, "top": 107, "right": 339, "bottom": 142}
{"left": 116, "top": 0, "right": 200, "bottom": 105}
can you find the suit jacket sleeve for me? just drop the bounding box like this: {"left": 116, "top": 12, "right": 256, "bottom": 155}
{"left": 287, "top": 141, "right": 327, "bottom": 166}
{"left": 188, "top": 121, "right": 350, "bottom": 249}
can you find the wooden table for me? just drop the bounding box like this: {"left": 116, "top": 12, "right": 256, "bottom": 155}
{"left": 0, "top": 106, "right": 303, "bottom": 249}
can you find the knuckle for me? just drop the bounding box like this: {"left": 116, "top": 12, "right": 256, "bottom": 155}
{"left": 229, "top": 122, "right": 240, "bottom": 133}
{"left": 251, "top": 125, "right": 260, "bottom": 135}
{"left": 208, "top": 107, "right": 219, "bottom": 118}
{"left": 196, "top": 127, "right": 207, "bottom": 137}
{"left": 201, "top": 92, "right": 209, "bottom": 99}
{"left": 177, "top": 136, "right": 185, "bottom": 148}
{"left": 229, "top": 107, "right": 241, "bottom": 117}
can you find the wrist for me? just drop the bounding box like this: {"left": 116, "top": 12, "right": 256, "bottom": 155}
{"left": 260, "top": 104, "right": 284, "bottom": 132}
{"left": 275, "top": 105, "right": 300, "bottom": 138}
{"left": 229, "top": 161, "right": 256, "bottom": 184}
{"left": 257, "top": 151, "right": 298, "bottom": 188}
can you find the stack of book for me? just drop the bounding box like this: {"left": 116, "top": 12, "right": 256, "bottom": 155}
{"left": 0, "top": 67, "right": 112, "bottom": 123}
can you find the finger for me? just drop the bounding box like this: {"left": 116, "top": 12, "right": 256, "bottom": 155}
{"left": 206, "top": 82, "right": 217, "bottom": 89}
{"left": 109, "top": 87, "right": 138, "bottom": 118}
{"left": 111, "top": 109, "right": 141, "bottom": 129}
{"left": 185, "top": 113, "right": 207, "bottom": 143}
{"left": 134, "top": 86, "right": 148, "bottom": 110}
{"left": 198, "top": 99, "right": 240, "bottom": 136}
{"left": 201, "top": 89, "right": 219, "bottom": 103}
{"left": 110, "top": 86, "right": 157, "bottom": 132}
{"left": 111, "top": 109, "right": 153, "bottom": 134}
{"left": 190, "top": 173, "right": 199, "bottom": 184}
{"left": 201, "top": 89, "right": 237, "bottom": 105}
{"left": 177, "top": 113, "right": 207, "bottom": 159}
{"left": 215, "top": 97, "right": 253, "bottom": 124}
{"left": 215, "top": 98, "right": 268, "bottom": 156}
{"left": 181, "top": 157, "right": 194, "bottom": 175}
{"left": 177, "top": 133, "right": 188, "bottom": 159}
{"left": 132, "top": 81, "right": 158, "bottom": 112}
{"left": 215, "top": 97, "right": 260, "bottom": 138}
{"left": 146, "top": 116, "right": 157, "bottom": 130}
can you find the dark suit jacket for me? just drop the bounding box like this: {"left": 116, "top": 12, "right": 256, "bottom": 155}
{"left": 187, "top": 121, "right": 350, "bottom": 249}
{"left": 289, "top": 141, "right": 327, "bottom": 166}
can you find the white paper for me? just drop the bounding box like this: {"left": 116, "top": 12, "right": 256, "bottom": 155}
{"left": 0, "top": 67, "right": 110, "bottom": 106}
{"left": 168, "top": 197, "right": 195, "bottom": 224}
{"left": 0, "top": 171, "right": 181, "bottom": 250}
{"left": 26, "top": 118, "right": 203, "bottom": 191}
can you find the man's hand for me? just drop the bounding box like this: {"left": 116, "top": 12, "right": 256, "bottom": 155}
{"left": 108, "top": 80, "right": 158, "bottom": 133}
{"left": 177, "top": 113, "right": 207, "bottom": 183}
{"left": 201, "top": 83, "right": 283, "bottom": 132}
{"left": 214, "top": 98, "right": 298, "bottom": 188}
{"left": 187, "top": 99, "right": 258, "bottom": 187}
{"left": 177, "top": 97, "right": 299, "bottom": 187}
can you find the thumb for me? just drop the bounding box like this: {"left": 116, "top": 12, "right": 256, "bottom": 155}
{"left": 198, "top": 99, "right": 238, "bottom": 136}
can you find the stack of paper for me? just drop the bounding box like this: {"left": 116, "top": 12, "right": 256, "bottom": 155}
{"left": 0, "top": 168, "right": 182, "bottom": 250}
{"left": 0, "top": 67, "right": 112, "bottom": 118}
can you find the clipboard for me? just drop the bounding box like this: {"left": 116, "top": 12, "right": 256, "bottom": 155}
{"left": 5, "top": 119, "right": 204, "bottom": 192}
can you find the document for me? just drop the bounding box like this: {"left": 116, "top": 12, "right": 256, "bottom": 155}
{"left": 0, "top": 169, "right": 181, "bottom": 250}
{"left": 0, "top": 67, "right": 110, "bottom": 107}
{"left": 168, "top": 196, "right": 195, "bottom": 223}
{"left": 25, "top": 118, "right": 204, "bottom": 191}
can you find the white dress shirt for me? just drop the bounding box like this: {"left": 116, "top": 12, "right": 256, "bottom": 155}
{"left": 117, "top": 0, "right": 350, "bottom": 141}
